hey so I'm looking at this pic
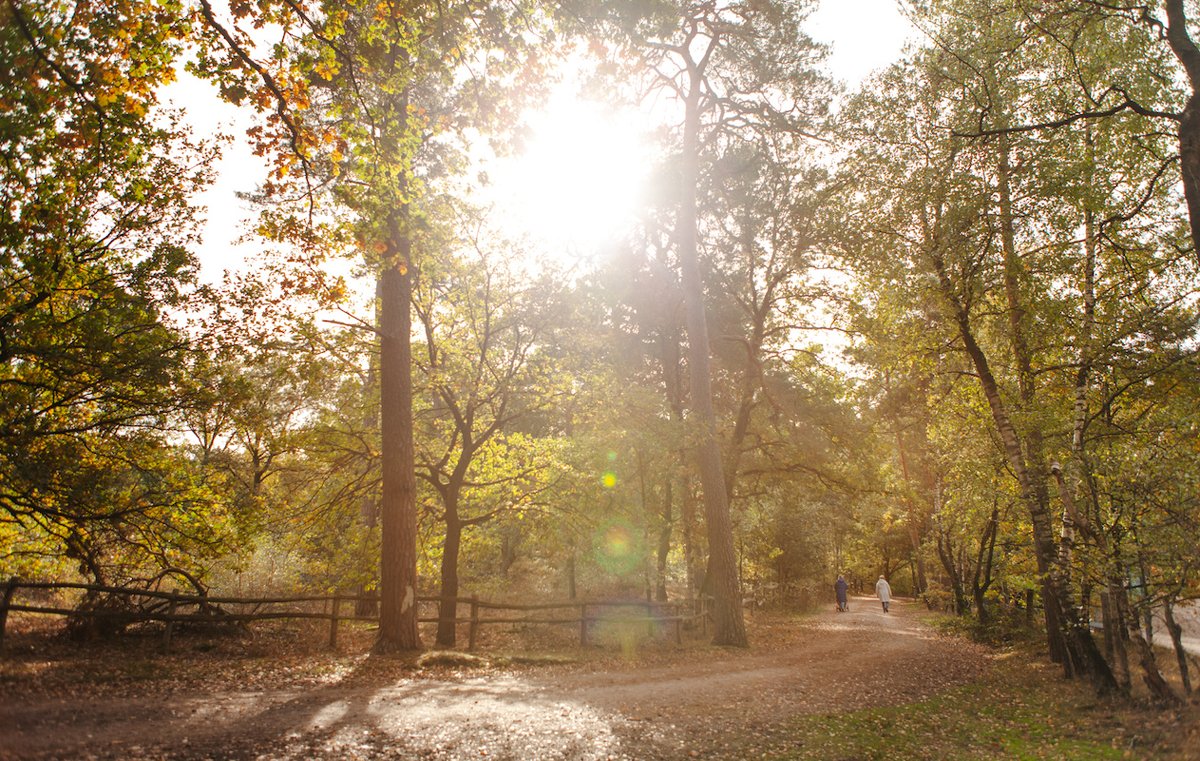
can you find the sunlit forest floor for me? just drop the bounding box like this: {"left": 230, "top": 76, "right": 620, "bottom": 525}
{"left": 1, "top": 599, "right": 1197, "bottom": 760}
{"left": 778, "top": 650, "right": 1198, "bottom": 760}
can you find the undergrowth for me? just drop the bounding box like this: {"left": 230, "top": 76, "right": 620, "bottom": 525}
{"left": 925, "top": 607, "right": 1044, "bottom": 648}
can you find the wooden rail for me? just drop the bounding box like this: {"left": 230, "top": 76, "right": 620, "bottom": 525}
{"left": 0, "top": 578, "right": 711, "bottom": 652}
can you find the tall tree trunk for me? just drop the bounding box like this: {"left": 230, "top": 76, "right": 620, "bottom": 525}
{"left": 1100, "top": 589, "right": 1132, "bottom": 690}
{"left": 1164, "top": 600, "right": 1193, "bottom": 695}
{"left": 376, "top": 227, "right": 421, "bottom": 652}
{"left": 722, "top": 275, "right": 768, "bottom": 502}
{"left": 677, "top": 47, "right": 746, "bottom": 648}
{"left": 1165, "top": 0, "right": 1200, "bottom": 262}
{"left": 434, "top": 434, "right": 473, "bottom": 647}
{"left": 992, "top": 132, "right": 1112, "bottom": 687}
{"left": 1058, "top": 176, "right": 1099, "bottom": 605}
{"left": 437, "top": 514, "right": 462, "bottom": 648}
{"left": 1114, "top": 581, "right": 1179, "bottom": 703}
{"left": 980, "top": 69, "right": 1069, "bottom": 673}
{"left": 996, "top": 134, "right": 1069, "bottom": 661}
{"left": 1067, "top": 477, "right": 1178, "bottom": 704}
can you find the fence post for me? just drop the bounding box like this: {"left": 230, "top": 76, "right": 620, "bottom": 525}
{"left": 579, "top": 603, "right": 589, "bottom": 647}
{"left": 0, "top": 577, "right": 19, "bottom": 650}
{"left": 468, "top": 595, "right": 480, "bottom": 651}
{"left": 328, "top": 595, "right": 341, "bottom": 649}
{"left": 162, "top": 595, "right": 179, "bottom": 652}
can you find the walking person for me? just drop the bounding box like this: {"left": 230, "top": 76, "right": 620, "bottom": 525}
{"left": 875, "top": 575, "right": 892, "bottom": 613}
{"left": 835, "top": 574, "right": 849, "bottom": 612}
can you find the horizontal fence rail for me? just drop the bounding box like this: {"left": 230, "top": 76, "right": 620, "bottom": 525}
{"left": 0, "top": 578, "right": 712, "bottom": 652}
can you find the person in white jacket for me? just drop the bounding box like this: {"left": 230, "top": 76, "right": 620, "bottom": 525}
{"left": 875, "top": 575, "right": 892, "bottom": 613}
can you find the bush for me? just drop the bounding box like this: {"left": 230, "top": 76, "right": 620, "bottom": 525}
{"left": 921, "top": 586, "right": 956, "bottom": 612}
{"left": 927, "top": 604, "right": 1041, "bottom": 647}
{"left": 971, "top": 605, "right": 1041, "bottom": 647}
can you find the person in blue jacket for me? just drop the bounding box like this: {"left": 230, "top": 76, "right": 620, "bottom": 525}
{"left": 835, "top": 574, "right": 849, "bottom": 612}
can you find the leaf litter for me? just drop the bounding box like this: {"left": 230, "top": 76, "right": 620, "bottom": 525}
{"left": 1, "top": 600, "right": 1195, "bottom": 760}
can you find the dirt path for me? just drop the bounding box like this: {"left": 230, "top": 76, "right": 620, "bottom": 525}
{"left": 0, "top": 598, "right": 991, "bottom": 760}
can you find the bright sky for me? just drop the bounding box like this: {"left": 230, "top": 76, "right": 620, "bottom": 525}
{"left": 808, "top": 0, "right": 913, "bottom": 88}
{"left": 481, "top": 81, "right": 653, "bottom": 264}
{"left": 180, "top": 0, "right": 914, "bottom": 282}
{"left": 162, "top": 69, "right": 258, "bottom": 285}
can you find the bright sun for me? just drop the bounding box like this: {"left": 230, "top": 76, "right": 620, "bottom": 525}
{"left": 494, "top": 89, "right": 652, "bottom": 259}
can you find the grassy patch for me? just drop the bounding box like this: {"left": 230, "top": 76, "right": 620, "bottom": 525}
{"left": 773, "top": 652, "right": 1193, "bottom": 760}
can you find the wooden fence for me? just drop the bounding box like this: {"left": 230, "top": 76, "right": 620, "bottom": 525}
{"left": 0, "top": 578, "right": 710, "bottom": 652}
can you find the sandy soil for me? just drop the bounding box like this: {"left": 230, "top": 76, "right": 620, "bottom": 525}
{"left": 0, "top": 597, "right": 991, "bottom": 760}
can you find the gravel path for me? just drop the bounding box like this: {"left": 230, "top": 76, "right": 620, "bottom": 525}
{"left": 0, "top": 597, "right": 991, "bottom": 760}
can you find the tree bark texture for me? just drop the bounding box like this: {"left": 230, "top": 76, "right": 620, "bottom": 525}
{"left": 677, "top": 43, "right": 746, "bottom": 648}
{"left": 993, "top": 136, "right": 1070, "bottom": 668}
{"left": 1165, "top": 0, "right": 1200, "bottom": 261}
{"left": 376, "top": 243, "right": 421, "bottom": 652}
{"left": 1115, "top": 581, "right": 1179, "bottom": 703}
{"left": 1052, "top": 467, "right": 1175, "bottom": 701}
{"left": 1164, "top": 601, "right": 1193, "bottom": 695}
{"left": 437, "top": 515, "right": 462, "bottom": 647}
{"left": 1100, "top": 589, "right": 1132, "bottom": 690}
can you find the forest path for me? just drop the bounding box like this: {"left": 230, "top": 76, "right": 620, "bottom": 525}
{"left": 0, "top": 597, "right": 991, "bottom": 760}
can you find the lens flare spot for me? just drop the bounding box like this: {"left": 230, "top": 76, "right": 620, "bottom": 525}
{"left": 606, "top": 527, "right": 630, "bottom": 555}
{"left": 600, "top": 471, "right": 617, "bottom": 488}
{"left": 594, "top": 520, "right": 641, "bottom": 575}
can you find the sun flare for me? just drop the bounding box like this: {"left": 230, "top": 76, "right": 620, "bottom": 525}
{"left": 498, "top": 90, "right": 652, "bottom": 258}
